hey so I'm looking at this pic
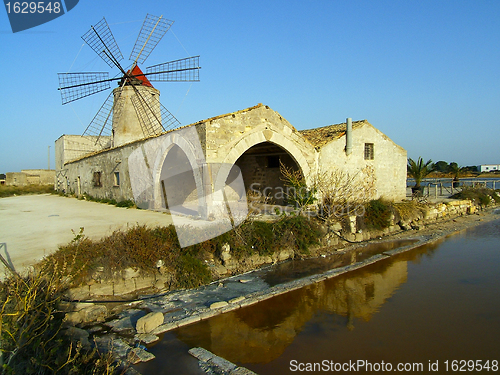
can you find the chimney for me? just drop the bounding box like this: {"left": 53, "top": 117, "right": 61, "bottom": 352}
{"left": 346, "top": 117, "right": 353, "bottom": 155}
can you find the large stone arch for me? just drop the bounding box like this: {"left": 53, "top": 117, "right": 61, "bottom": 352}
{"left": 212, "top": 128, "right": 314, "bottom": 207}
{"left": 151, "top": 129, "right": 207, "bottom": 216}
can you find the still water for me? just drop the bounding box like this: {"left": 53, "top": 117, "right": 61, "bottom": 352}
{"left": 136, "top": 219, "right": 500, "bottom": 374}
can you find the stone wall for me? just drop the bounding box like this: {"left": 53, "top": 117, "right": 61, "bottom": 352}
{"left": 317, "top": 122, "right": 407, "bottom": 201}
{"left": 6, "top": 169, "right": 55, "bottom": 186}
{"left": 55, "top": 104, "right": 407, "bottom": 211}
{"left": 56, "top": 137, "right": 141, "bottom": 201}
{"left": 66, "top": 199, "right": 484, "bottom": 300}
{"left": 55, "top": 135, "right": 111, "bottom": 169}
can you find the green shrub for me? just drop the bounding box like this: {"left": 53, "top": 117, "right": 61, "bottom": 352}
{"left": 363, "top": 199, "right": 392, "bottom": 230}
{"left": 175, "top": 254, "right": 211, "bottom": 289}
{"left": 116, "top": 200, "right": 135, "bottom": 208}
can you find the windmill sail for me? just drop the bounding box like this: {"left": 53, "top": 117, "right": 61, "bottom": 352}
{"left": 58, "top": 72, "right": 111, "bottom": 104}
{"left": 130, "top": 14, "right": 174, "bottom": 65}
{"left": 81, "top": 17, "right": 124, "bottom": 69}
{"left": 146, "top": 56, "right": 200, "bottom": 82}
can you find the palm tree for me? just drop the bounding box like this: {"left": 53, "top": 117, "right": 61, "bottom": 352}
{"left": 449, "top": 163, "right": 463, "bottom": 188}
{"left": 407, "top": 157, "right": 433, "bottom": 195}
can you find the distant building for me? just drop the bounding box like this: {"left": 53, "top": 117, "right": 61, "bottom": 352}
{"left": 0, "top": 174, "right": 5, "bottom": 185}
{"left": 479, "top": 164, "right": 500, "bottom": 173}
{"left": 5, "top": 170, "right": 55, "bottom": 186}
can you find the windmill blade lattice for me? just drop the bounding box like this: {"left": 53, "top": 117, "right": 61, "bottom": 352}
{"left": 130, "top": 90, "right": 181, "bottom": 136}
{"left": 81, "top": 17, "right": 124, "bottom": 69}
{"left": 58, "top": 72, "right": 111, "bottom": 104}
{"left": 130, "top": 14, "right": 174, "bottom": 65}
{"left": 82, "top": 90, "right": 124, "bottom": 144}
{"left": 146, "top": 56, "right": 200, "bottom": 82}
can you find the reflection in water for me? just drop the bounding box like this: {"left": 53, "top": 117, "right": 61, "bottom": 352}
{"left": 137, "top": 220, "right": 500, "bottom": 374}
{"left": 263, "top": 239, "right": 417, "bottom": 287}
{"left": 176, "top": 259, "right": 409, "bottom": 363}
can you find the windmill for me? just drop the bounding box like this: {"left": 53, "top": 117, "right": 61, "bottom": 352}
{"left": 58, "top": 14, "right": 200, "bottom": 151}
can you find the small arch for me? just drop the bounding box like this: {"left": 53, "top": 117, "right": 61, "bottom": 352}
{"left": 151, "top": 131, "right": 206, "bottom": 216}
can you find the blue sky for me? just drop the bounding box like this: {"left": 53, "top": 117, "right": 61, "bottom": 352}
{"left": 1, "top": 0, "right": 499, "bottom": 173}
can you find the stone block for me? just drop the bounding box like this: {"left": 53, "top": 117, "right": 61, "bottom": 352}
{"left": 210, "top": 301, "right": 229, "bottom": 309}
{"left": 177, "top": 315, "right": 201, "bottom": 327}
{"left": 189, "top": 347, "right": 214, "bottom": 362}
{"left": 133, "top": 276, "right": 155, "bottom": 290}
{"left": 150, "top": 321, "right": 179, "bottom": 335}
{"left": 329, "top": 221, "right": 343, "bottom": 232}
{"left": 90, "top": 282, "right": 114, "bottom": 296}
{"left": 134, "top": 333, "right": 159, "bottom": 344}
{"left": 229, "top": 296, "right": 245, "bottom": 304}
{"left": 66, "top": 285, "right": 90, "bottom": 301}
{"left": 80, "top": 304, "right": 107, "bottom": 323}
{"left": 214, "top": 264, "right": 228, "bottom": 275}
{"left": 210, "top": 355, "right": 237, "bottom": 372}
{"left": 122, "top": 267, "right": 141, "bottom": 280}
{"left": 278, "top": 250, "right": 292, "bottom": 261}
{"left": 113, "top": 279, "right": 136, "bottom": 296}
{"left": 136, "top": 312, "right": 164, "bottom": 334}
{"left": 231, "top": 367, "right": 258, "bottom": 375}
{"left": 127, "top": 347, "right": 155, "bottom": 364}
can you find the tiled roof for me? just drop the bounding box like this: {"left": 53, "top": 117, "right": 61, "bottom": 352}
{"left": 299, "top": 120, "right": 367, "bottom": 148}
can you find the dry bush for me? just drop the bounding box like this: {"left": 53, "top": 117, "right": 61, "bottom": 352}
{"left": 314, "top": 166, "right": 376, "bottom": 220}
{"left": 0, "top": 262, "right": 119, "bottom": 374}
{"left": 279, "top": 162, "right": 317, "bottom": 214}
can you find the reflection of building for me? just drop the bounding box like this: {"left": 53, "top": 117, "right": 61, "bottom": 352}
{"left": 5, "top": 170, "right": 55, "bottom": 186}
{"left": 175, "top": 258, "right": 408, "bottom": 364}
{"left": 55, "top": 103, "right": 407, "bottom": 215}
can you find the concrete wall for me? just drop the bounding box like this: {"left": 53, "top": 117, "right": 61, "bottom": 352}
{"left": 317, "top": 122, "right": 407, "bottom": 201}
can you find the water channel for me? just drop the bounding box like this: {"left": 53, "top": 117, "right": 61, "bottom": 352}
{"left": 135, "top": 219, "right": 500, "bottom": 374}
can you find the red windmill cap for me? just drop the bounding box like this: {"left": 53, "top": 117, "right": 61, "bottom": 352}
{"left": 128, "top": 65, "right": 153, "bottom": 88}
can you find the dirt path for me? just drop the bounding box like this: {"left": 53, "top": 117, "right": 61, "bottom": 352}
{"left": 0, "top": 194, "right": 177, "bottom": 278}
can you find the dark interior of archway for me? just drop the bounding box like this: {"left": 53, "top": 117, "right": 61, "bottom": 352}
{"left": 160, "top": 144, "right": 198, "bottom": 214}
{"left": 230, "top": 142, "right": 301, "bottom": 205}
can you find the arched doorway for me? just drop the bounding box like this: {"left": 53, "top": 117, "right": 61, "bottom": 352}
{"left": 159, "top": 144, "right": 200, "bottom": 216}
{"left": 229, "top": 142, "right": 302, "bottom": 206}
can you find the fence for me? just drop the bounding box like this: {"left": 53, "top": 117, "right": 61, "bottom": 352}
{"left": 407, "top": 179, "right": 499, "bottom": 199}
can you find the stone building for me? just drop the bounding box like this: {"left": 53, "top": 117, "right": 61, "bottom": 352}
{"left": 55, "top": 103, "right": 406, "bottom": 217}
{"left": 6, "top": 169, "right": 55, "bottom": 186}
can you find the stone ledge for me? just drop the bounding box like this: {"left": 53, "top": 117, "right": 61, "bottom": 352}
{"left": 189, "top": 347, "right": 257, "bottom": 375}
